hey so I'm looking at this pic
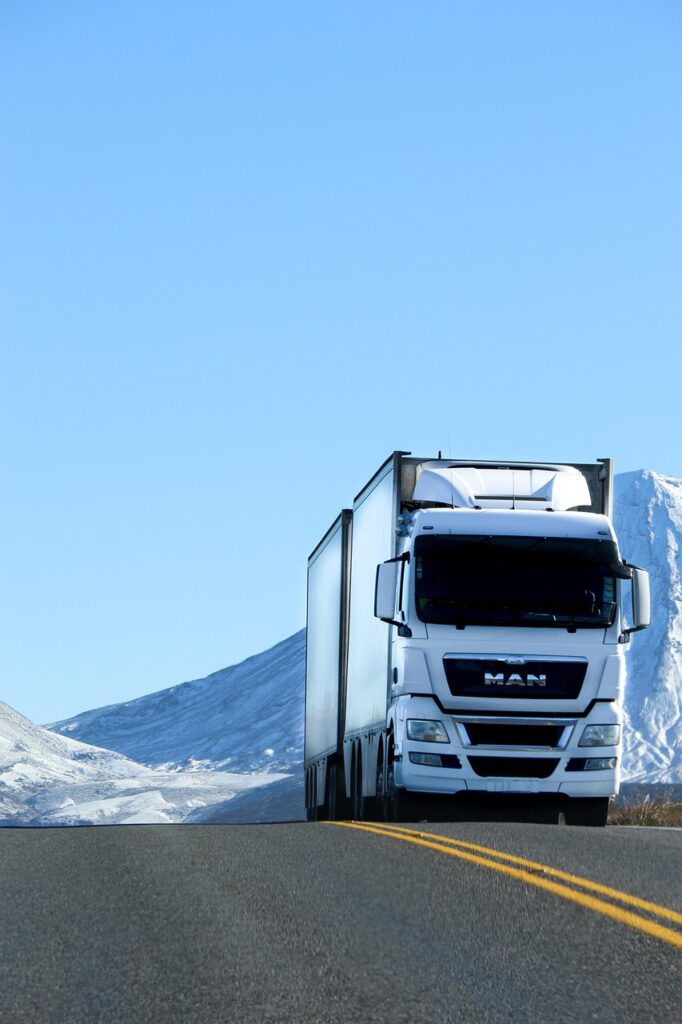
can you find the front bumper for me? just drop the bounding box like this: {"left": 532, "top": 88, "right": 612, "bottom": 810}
{"left": 393, "top": 695, "right": 621, "bottom": 798}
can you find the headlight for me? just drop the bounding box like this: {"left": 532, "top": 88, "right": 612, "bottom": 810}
{"left": 584, "top": 757, "right": 617, "bottom": 770}
{"left": 406, "top": 719, "right": 449, "bottom": 743}
{"left": 579, "top": 724, "right": 621, "bottom": 747}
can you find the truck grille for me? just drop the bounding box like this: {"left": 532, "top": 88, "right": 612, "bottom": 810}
{"left": 444, "top": 657, "right": 587, "bottom": 699}
{"left": 468, "top": 756, "right": 559, "bottom": 778}
{"left": 464, "top": 723, "right": 566, "bottom": 747}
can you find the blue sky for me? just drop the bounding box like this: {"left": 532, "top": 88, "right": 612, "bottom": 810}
{"left": 1, "top": 2, "right": 680, "bottom": 722}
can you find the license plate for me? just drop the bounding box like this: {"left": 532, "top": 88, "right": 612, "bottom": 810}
{"left": 486, "top": 779, "right": 540, "bottom": 793}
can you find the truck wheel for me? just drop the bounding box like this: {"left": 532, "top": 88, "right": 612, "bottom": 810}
{"left": 385, "top": 758, "right": 420, "bottom": 822}
{"left": 564, "top": 797, "right": 610, "bottom": 827}
{"left": 383, "top": 751, "right": 397, "bottom": 821}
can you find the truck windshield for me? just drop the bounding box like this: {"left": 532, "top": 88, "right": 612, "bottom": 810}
{"left": 414, "top": 535, "right": 620, "bottom": 629}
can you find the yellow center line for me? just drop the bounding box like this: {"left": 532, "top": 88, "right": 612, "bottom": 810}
{"left": 374, "top": 822, "right": 682, "bottom": 927}
{"left": 328, "top": 821, "right": 682, "bottom": 950}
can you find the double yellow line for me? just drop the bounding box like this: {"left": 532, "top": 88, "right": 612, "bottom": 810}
{"left": 329, "top": 820, "right": 682, "bottom": 949}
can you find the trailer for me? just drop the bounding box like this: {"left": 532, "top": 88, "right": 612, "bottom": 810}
{"left": 304, "top": 452, "right": 650, "bottom": 826}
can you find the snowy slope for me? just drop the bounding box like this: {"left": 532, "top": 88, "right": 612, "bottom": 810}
{"left": 615, "top": 471, "right": 682, "bottom": 783}
{"left": 48, "top": 473, "right": 682, "bottom": 791}
{"left": 0, "top": 700, "right": 286, "bottom": 825}
{"left": 50, "top": 630, "right": 306, "bottom": 774}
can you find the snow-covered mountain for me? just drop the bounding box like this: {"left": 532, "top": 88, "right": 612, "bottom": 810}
{"left": 39, "top": 470, "right": 682, "bottom": 804}
{"left": 614, "top": 471, "right": 682, "bottom": 783}
{"left": 0, "top": 700, "right": 287, "bottom": 825}
{"left": 50, "top": 630, "right": 305, "bottom": 775}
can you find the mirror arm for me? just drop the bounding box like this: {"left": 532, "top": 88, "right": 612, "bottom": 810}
{"left": 379, "top": 609, "right": 412, "bottom": 636}
{"left": 619, "top": 623, "right": 645, "bottom": 642}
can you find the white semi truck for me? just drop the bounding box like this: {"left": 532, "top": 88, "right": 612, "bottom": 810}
{"left": 304, "top": 453, "right": 650, "bottom": 826}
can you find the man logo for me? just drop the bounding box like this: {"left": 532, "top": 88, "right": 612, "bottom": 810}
{"left": 484, "top": 672, "right": 547, "bottom": 687}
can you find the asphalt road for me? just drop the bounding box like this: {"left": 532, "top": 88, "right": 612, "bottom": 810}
{"left": 0, "top": 821, "right": 680, "bottom": 1024}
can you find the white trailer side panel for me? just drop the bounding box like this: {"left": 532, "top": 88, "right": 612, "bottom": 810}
{"left": 345, "top": 462, "right": 397, "bottom": 735}
{"left": 305, "top": 516, "right": 345, "bottom": 764}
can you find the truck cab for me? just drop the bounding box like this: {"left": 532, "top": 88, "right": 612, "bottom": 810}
{"left": 305, "top": 455, "right": 650, "bottom": 826}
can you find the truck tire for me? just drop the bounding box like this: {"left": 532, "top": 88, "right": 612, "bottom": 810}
{"left": 564, "top": 797, "right": 609, "bottom": 827}
{"left": 352, "top": 748, "right": 365, "bottom": 821}
{"left": 385, "top": 756, "right": 420, "bottom": 822}
{"left": 322, "top": 762, "right": 336, "bottom": 820}
{"left": 306, "top": 766, "right": 318, "bottom": 822}
{"left": 334, "top": 758, "right": 354, "bottom": 821}
{"left": 368, "top": 751, "right": 386, "bottom": 822}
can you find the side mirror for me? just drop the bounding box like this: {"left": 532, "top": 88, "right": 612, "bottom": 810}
{"left": 622, "top": 565, "right": 651, "bottom": 639}
{"left": 374, "top": 560, "right": 400, "bottom": 621}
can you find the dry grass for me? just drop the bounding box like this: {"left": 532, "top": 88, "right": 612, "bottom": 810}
{"left": 609, "top": 791, "right": 682, "bottom": 827}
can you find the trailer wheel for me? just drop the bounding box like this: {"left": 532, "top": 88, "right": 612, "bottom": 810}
{"left": 371, "top": 745, "right": 386, "bottom": 822}
{"left": 322, "top": 762, "right": 336, "bottom": 820}
{"left": 334, "top": 756, "right": 353, "bottom": 822}
{"left": 306, "top": 766, "right": 319, "bottom": 822}
{"left": 564, "top": 797, "right": 609, "bottom": 827}
{"left": 352, "top": 746, "right": 365, "bottom": 821}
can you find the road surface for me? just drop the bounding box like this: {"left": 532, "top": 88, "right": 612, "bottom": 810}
{"left": 0, "top": 821, "right": 680, "bottom": 1023}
